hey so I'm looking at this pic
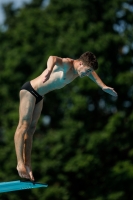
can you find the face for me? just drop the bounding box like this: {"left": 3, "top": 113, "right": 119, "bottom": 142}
{"left": 77, "top": 62, "right": 93, "bottom": 78}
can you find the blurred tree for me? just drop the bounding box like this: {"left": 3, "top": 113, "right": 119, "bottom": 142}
{"left": 0, "top": 0, "right": 133, "bottom": 199}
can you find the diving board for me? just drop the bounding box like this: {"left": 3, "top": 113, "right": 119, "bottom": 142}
{"left": 0, "top": 180, "right": 48, "bottom": 193}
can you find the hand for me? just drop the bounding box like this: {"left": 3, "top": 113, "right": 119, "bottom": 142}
{"left": 17, "top": 164, "right": 34, "bottom": 181}
{"left": 42, "top": 69, "right": 51, "bottom": 83}
{"left": 102, "top": 86, "right": 118, "bottom": 97}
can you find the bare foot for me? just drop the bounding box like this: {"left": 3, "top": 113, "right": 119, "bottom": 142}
{"left": 17, "top": 164, "right": 30, "bottom": 180}
{"left": 25, "top": 165, "right": 35, "bottom": 181}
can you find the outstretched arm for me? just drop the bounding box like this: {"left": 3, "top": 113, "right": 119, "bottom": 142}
{"left": 88, "top": 71, "right": 118, "bottom": 97}
{"left": 42, "top": 56, "right": 63, "bottom": 83}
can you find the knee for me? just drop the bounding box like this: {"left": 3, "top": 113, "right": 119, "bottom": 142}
{"left": 17, "top": 120, "right": 31, "bottom": 132}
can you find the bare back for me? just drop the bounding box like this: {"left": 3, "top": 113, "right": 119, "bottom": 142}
{"left": 30, "top": 58, "right": 78, "bottom": 96}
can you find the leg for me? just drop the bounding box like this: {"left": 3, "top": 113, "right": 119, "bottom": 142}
{"left": 14, "top": 90, "right": 36, "bottom": 180}
{"left": 23, "top": 99, "right": 43, "bottom": 180}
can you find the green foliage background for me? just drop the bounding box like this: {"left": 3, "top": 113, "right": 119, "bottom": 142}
{"left": 0, "top": 0, "right": 133, "bottom": 199}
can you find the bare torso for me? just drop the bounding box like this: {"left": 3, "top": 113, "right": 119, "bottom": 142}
{"left": 30, "top": 58, "right": 78, "bottom": 96}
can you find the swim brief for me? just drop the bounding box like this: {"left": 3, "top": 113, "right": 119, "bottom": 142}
{"left": 20, "top": 81, "right": 43, "bottom": 104}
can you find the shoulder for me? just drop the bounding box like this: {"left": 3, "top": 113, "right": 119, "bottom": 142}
{"left": 62, "top": 58, "right": 74, "bottom": 64}
{"left": 62, "top": 58, "right": 73, "bottom": 62}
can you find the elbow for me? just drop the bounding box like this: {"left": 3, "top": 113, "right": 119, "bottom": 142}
{"left": 48, "top": 56, "right": 57, "bottom": 64}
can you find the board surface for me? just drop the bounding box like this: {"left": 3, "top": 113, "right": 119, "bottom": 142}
{"left": 0, "top": 180, "right": 48, "bottom": 193}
